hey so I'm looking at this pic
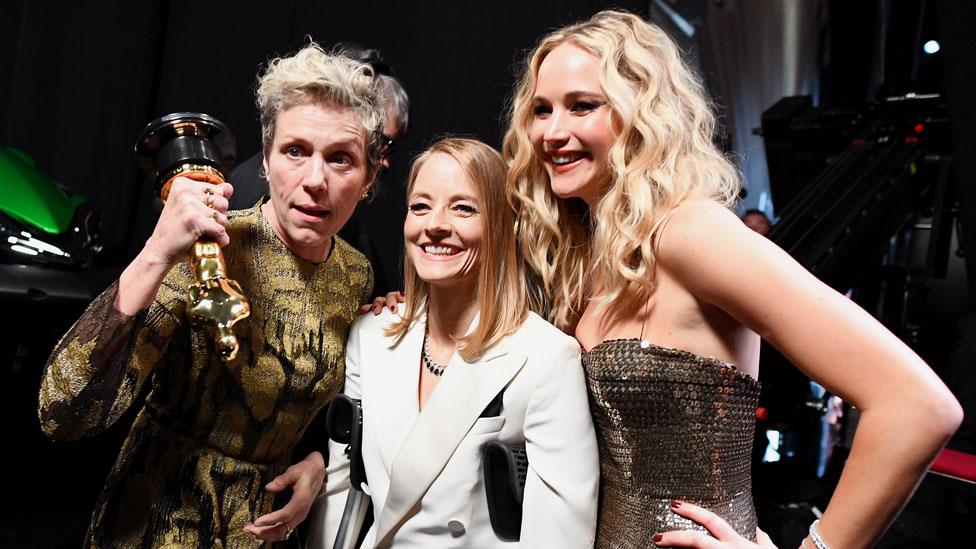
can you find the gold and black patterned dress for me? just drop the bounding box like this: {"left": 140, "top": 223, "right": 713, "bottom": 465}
{"left": 582, "top": 339, "right": 761, "bottom": 548}
{"left": 39, "top": 204, "right": 372, "bottom": 548}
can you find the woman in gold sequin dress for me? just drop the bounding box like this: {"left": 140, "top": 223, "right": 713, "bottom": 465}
{"left": 38, "top": 43, "right": 383, "bottom": 548}
{"left": 502, "top": 10, "right": 962, "bottom": 549}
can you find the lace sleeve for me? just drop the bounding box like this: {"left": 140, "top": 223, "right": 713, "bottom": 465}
{"left": 38, "top": 274, "right": 184, "bottom": 440}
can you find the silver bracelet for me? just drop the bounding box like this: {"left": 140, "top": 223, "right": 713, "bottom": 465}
{"left": 808, "top": 519, "right": 830, "bottom": 549}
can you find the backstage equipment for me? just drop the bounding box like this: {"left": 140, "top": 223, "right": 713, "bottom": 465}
{"left": 135, "top": 113, "right": 248, "bottom": 361}
{"left": 0, "top": 147, "right": 101, "bottom": 268}
{"left": 764, "top": 92, "right": 952, "bottom": 300}
{"left": 326, "top": 394, "right": 369, "bottom": 549}
{"left": 757, "top": 93, "right": 954, "bottom": 473}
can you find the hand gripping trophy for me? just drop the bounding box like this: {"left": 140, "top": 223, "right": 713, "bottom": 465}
{"left": 135, "top": 113, "right": 250, "bottom": 361}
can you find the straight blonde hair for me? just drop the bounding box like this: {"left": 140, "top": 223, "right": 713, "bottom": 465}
{"left": 387, "top": 138, "right": 528, "bottom": 360}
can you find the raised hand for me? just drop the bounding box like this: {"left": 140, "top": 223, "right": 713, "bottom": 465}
{"left": 143, "top": 177, "right": 234, "bottom": 267}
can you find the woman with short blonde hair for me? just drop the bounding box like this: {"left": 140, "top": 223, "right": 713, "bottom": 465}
{"left": 39, "top": 41, "right": 383, "bottom": 547}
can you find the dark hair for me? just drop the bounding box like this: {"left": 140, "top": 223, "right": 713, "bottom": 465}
{"left": 334, "top": 43, "right": 410, "bottom": 135}
{"left": 335, "top": 43, "right": 394, "bottom": 76}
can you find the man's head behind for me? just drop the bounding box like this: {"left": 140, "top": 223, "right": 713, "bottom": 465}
{"left": 334, "top": 43, "right": 410, "bottom": 173}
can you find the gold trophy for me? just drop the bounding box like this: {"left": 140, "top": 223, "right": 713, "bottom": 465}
{"left": 135, "top": 113, "right": 250, "bottom": 361}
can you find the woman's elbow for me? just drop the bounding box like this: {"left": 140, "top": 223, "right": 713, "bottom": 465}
{"left": 929, "top": 389, "right": 964, "bottom": 440}
{"left": 897, "top": 383, "right": 964, "bottom": 446}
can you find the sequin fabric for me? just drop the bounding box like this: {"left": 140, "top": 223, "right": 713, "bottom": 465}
{"left": 582, "top": 339, "right": 760, "bottom": 547}
{"left": 38, "top": 204, "right": 372, "bottom": 548}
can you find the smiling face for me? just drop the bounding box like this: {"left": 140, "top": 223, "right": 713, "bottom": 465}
{"left": 404, "top": 152, "right": 483, "bottom": 292}
{"left": 530, "top": 43, "right": 618, "bottom": 208}
{"left": 262, "top": 101, "right": 369, "bottom": 262}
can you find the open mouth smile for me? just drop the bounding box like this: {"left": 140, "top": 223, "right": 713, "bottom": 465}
{"left": 421, "top": 243, "right": 463, "bottom": 257}
{"left": 550, "top": 152, "right": 589, "bottom": 173}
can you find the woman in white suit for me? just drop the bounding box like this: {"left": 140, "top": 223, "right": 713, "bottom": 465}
{"left": 308, "top": 137, "right": 599, "bottom": 548}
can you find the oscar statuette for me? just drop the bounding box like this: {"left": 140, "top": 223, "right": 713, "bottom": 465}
{"left": 135, "top": 113, "right": 250, "bottom": 361}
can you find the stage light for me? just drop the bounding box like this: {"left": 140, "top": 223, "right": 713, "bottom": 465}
{"left": 923, "top": 40, "right": 940, "bottom": 54}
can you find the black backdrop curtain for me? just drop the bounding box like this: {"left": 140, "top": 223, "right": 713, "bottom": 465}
{"left": 2, "top": 3, "right": 648, "bottom": 540}
{"left": 1, "top": 0, "right": 645, "bottom": 286}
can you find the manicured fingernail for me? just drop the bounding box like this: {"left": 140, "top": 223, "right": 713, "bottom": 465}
{"left": 653, "top": 533, "right": 663, "bottom": 542}
{"left": 670, "top": 500, "right": 681, "bottom": 509}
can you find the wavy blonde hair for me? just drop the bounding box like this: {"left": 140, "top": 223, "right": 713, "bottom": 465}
{"left": 387, "top": 138, "right": 528, "bottom": 361}
{"left": 503, "top": 10, "right": 740, "bottom": 330}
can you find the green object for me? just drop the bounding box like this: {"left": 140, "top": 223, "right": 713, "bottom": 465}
{"left": 0, "top": 146, "right": 87, "bottom": 235}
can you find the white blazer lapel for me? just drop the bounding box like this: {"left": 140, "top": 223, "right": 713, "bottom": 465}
{"left": 374, "top": 330, "right": 526, "bottom": 546}
{"left": 370, "top": 316, "right": 424, "bottom": 471}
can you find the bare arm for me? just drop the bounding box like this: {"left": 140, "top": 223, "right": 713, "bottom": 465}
{"left": 656, "top": 200, "right": 962, "bottom": 548}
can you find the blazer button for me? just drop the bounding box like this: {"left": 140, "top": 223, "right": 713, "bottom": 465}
{"left": 447, "top": 519, "right": 466, "bottom": 537}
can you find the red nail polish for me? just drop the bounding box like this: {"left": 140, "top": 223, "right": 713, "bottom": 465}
{"left": 670, "top": 500, "right": 681, "bottom": 509}
{"left": 653, "top": 533, "right": 663, "bottom": 543}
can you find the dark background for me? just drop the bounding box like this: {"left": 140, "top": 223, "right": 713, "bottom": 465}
{"left": 3, "top": 0, "right": 975, "bottom": 546}
{"left": 1, "top": 1, "right": 651, "bottom": 546}
{"left": 2, "top": 0, "right": 649, "bottom": 284}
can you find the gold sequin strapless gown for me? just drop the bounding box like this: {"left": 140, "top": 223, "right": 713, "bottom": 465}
{"left": 582, "top": 339, "right": 760, "bottom": 548}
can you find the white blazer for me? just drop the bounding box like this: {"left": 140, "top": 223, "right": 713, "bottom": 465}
{"left": 307, "top": 306, "right": 599, "bottom": 549}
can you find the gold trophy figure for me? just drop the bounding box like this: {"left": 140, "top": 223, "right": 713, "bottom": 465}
{"left": 135, "top": 113, "right": 250, "bottom": 361}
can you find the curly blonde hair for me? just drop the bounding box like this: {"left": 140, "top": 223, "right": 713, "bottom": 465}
{"left": 256, "top": 41, "right": 386, "bottom": 183}
{"left": 387, "top": 138, "right": 528, "bottom": 361}
{"left": 503, "top": 10, "right": 740, "bottom": 330}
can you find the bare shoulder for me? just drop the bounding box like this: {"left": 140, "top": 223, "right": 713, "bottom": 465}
{"left": 652, "top": 198, "right": 807, "bottom": 313}
{"left": 654, "top": 199, "right": 757, "bottom": 273}
{"left": 655, "top": 199, "right": 743, "bottom": 253}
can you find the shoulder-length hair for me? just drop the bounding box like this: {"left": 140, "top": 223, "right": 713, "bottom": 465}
{"left": 387, "top": 138, "right": 528, "bottom": 360}
{"left": 503, "top": 10, "right": 740, "bottom": 330}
